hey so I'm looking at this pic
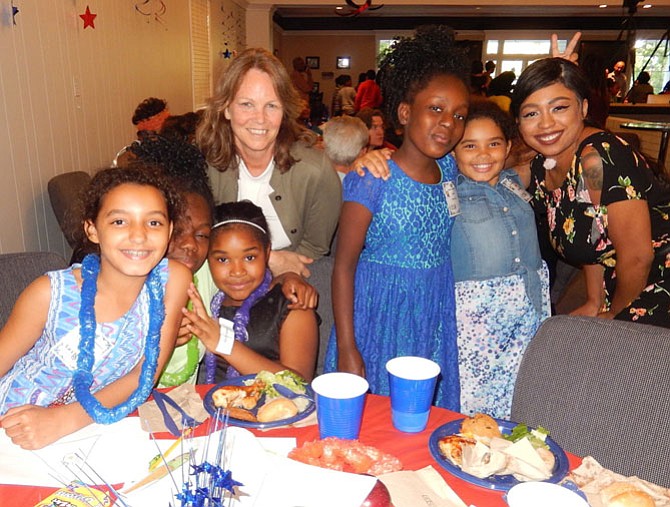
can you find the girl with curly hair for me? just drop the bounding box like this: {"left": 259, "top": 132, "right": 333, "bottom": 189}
{"left": 0, "top": 166, "right": 191, "bottom": 449}
{"left": 324, "top": 25, "right": 469, "bottom": 411}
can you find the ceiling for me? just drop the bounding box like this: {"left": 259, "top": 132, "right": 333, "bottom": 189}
{"left": 272, "top": 2, "right": 670, "bottom": 31}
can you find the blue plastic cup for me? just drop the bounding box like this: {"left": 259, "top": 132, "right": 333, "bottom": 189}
{"left": 311, "top": 372, "right": 369, "bottom": 439}
{"left": 386, "top": 356, "right": 440, "bottom": 433}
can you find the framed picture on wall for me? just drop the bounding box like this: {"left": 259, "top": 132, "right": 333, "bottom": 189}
{"left": 336, "top": 56, "right": 351, "bottom": 69}
{"left": 306, "top": 56, "right": 320, "bottom": 69}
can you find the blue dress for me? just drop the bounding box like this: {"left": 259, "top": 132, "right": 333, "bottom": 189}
{"left": 325, "top": 157, "right": 460, "bottom": 410}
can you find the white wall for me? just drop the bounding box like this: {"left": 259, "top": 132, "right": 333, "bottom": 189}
{"left": 0, "top": 0, "right": 250, "bottom": 259}
{"left": 0, "top": 1, "right": 194, "bottom": 257}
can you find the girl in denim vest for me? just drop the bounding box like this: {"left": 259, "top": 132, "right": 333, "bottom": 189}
{"left": 451, "top": 101, "right": 550, "bottom": 418}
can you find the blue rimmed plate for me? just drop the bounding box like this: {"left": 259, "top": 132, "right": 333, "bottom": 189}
{"left": 428, "top": 418, "right": 569, "bottom": 491}
{"left": 203, "top": 375, "right": 316, "bottom": 429}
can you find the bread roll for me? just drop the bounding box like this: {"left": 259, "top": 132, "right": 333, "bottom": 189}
{"left": 606, "top": 491, "right": 655, "bottom": 507}
{"left": 601, "top": 482, "right": 655, "bottom": 507}
{"left": 460, "top": 413, "right": 502, "bottom": 441}
{"left": 257, "top": 398, "right": 298, "bottom": 423}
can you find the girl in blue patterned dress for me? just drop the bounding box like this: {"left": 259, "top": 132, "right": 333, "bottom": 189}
{"left": 0, "top": 166, "right": 191, "bottom": 449}
{"left": 324, "top": 25, "right": 470, "bottom": 410}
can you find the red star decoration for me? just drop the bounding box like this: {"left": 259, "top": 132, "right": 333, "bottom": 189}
{"left": 80, "top": 6, "right": 97, "bottom": 29}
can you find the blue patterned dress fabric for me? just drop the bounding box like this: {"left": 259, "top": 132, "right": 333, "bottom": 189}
{"left": 325, "top": 156, "right": 460, "bottom": 410}
{"left": 0, "top": 259, "right": 168, "bottom": 412}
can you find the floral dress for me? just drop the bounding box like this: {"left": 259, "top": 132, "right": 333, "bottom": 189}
{"left": 529, "top": 131, "right": 670, "bottom": 327}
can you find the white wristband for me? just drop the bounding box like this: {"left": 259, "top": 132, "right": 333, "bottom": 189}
{"left": 216, "top": 318, "right": 235, "bottom": 355}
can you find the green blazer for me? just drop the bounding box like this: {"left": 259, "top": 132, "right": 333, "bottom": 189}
{"left": 207, "top": 142, "right": 342, "bottom": 260}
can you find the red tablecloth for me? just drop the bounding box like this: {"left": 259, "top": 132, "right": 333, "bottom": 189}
{"left": 0, "top": 390, "right": 581, "bottom": 507}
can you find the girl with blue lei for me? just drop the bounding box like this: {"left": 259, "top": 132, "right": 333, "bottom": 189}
{"left": 0, "top": 166, "right": 191, "bottom": 449}
{"left": 182, "top": 201, "right": 318, "bottom": 383}
{"left": 324, "top": 25, "right": 470, "bottom": 410}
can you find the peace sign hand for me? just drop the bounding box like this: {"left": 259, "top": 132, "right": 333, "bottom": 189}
{"left": 551, "top": 32, "right": 581, "bottom": 63}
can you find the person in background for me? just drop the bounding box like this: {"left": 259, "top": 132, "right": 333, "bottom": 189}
{"left": 486, "top": 70, "right": 516, "bottom": 112}
{"left": 0, "top": 166, "right": 191, "bottom": 449}
{"left": 325, "top": 25, "right": 470, "bottom": 411}
{"left": 581, "top": 56, "right": 610, "bottom": 129}
{"left": 132, "top": 97, "right": 170, "bottom": 135}
{"left": 356, "top": 108, "right": 397, "bottom": 151}
{"left": 484, "top": 60, "right": 496, "bottom": 88}
{"left": 607, "top": 60, "right": 627, "bottom": 102}
{"left": 197, "top": 48, "right": 342, "bottom": 278}
{"left": 113, "top": 97, "right": 170, "bottom": 167}
{"left": 322, "top": 116, "right": 369, "bottom": 182}
{"left": 160, "top": 111, "right": 202, "bottom": 144}
{"left": 470, "top": 61, "right": 488, "bottom": 96}
{"left": 628, "top": 71, "right": 654, "bottom": 104}
{"left": 290, "top": 57, "right": 314, "bottom": 104}
{"left": 354, "top": 69, "right": 382, "bottom": 112}
{"left": 513, "top": 56, "right": 670, "bottom": 328}
{"left": 183, "top": 201, "right": 319, "bottom": 383}
{"left": 297, "top": 103, "right": 323, "bottom": 135}
{"left": 337, "top": 75, "right": 357, "bottom": 116}
{"left": 355, "top": 72, "right": 367, "bottom": 91}
{"left": 331, "top": 75, "right": 345, "bottom": 117}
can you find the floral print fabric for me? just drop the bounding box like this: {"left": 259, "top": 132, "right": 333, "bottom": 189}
{"left": 529, "top": 131, "right": 670, "bottom": 327}
{"left": 456, "top": 265, "right": 551, "bottom": 419}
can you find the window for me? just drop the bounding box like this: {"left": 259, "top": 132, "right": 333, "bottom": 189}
{"left": 484, "top": 38, "right": 569, "bottom": 79}
{"left": 379, "top": 39, "right": 395, "bottom": 56}
{"left": 633, "top": 39, "right": 670, "bottom": 95}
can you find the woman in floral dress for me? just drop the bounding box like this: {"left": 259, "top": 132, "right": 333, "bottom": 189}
{"left": 512, "top": 57, "right": 670, "bottom": 327}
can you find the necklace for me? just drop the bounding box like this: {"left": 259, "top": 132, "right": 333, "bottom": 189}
{"left": 204, "top": 269, "right": 272, "bottom": 383}
{"left": 73, "top": 254, "right": 165, "bottom": 424}
{"left": 158, "top": 338, "right": 199, "bottom": 387}
{"left": 159, "top": 276, "right": 201, "bottom": 387}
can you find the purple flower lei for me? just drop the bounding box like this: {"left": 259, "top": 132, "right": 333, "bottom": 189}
{"left": 73, "top": 254, "right": 165, "bottom": 424}
{"left": 204, "top": 269, "right": 272, "bottom": 383}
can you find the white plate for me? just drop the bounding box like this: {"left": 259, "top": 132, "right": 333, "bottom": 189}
{"left": 506, "top": 482, "right": 589, "bottom": 507}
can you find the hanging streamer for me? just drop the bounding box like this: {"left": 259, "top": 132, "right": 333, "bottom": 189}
{"left": 135, "top": 0, "right": 167, "bottom": 25}
{"left": 336, "top": 0, "right": 384, "bottom": 17}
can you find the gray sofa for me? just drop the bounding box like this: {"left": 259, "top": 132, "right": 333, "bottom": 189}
{"left": 512, "top": 315, "right": 670, "bottom": 487}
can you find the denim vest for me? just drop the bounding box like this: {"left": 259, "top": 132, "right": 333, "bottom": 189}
{"left": 451, "top": 169, "right": 543, "bottom": 313}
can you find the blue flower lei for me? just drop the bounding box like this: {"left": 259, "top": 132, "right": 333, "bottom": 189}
{"left": 204, "top": 269, "right": 272, "bottom": 383}
{"left": 73, "top": 254, "right": 165, "bottom": 424}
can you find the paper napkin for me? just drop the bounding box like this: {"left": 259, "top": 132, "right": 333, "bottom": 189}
{"left": 0, "top": 418, "right": 153, "bottom": 487}
{"left": 137, "top": 383, "right": 208, "bottom": 434}
{"left": 380, "top": 465, "right": 469, "bottom": 507}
